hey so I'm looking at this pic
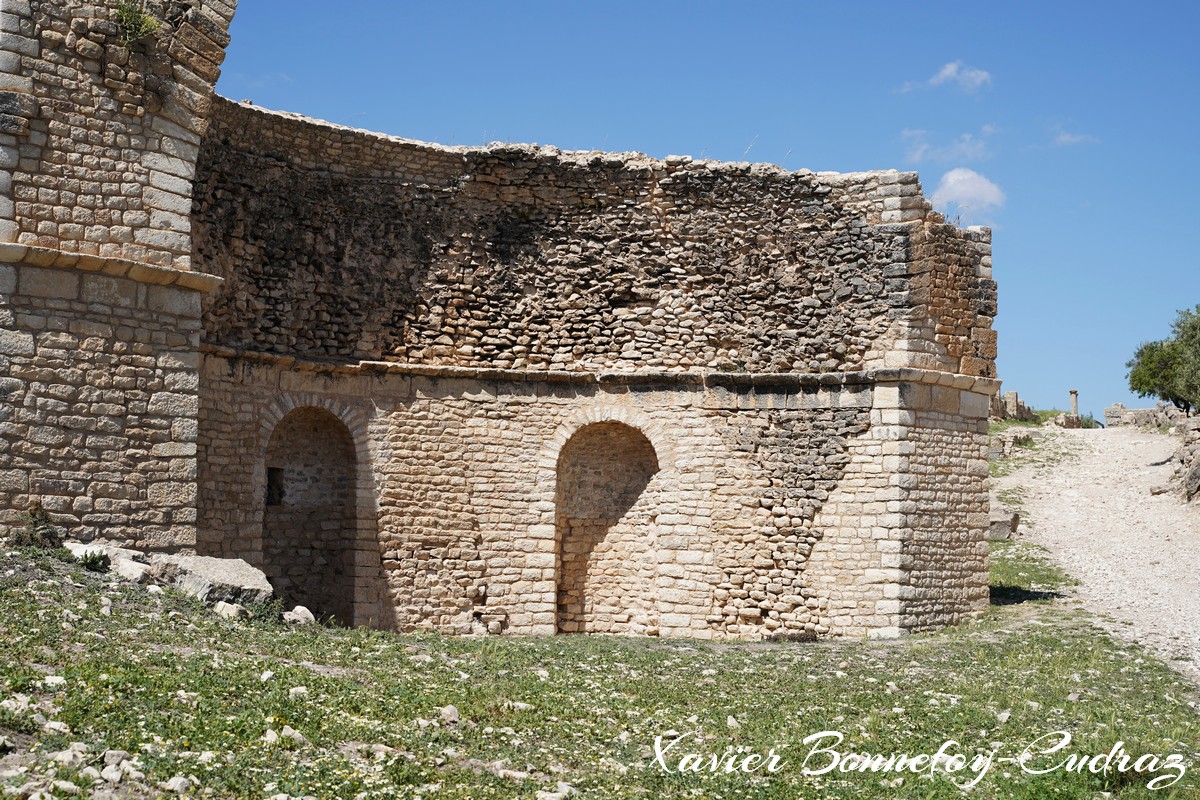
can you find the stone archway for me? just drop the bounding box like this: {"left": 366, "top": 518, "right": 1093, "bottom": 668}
{"left": 555, "top": 421, "right": 661, "bottom": 635}
{"left": 262, "top": 407, "right": 358, "bottom": 624}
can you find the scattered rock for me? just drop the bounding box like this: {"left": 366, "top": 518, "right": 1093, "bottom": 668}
{"left": 115, "top": 558, "right": 150, "bottom": 582}
{"left": 145, "top": 554, "right": 273, "bottom": 605}
{"left": 49, "top": 743, "right": 88, "bottom": 766}
{"left": 260, "top": 670, "right": 274, "bottom": 682}
{"left": 1183, "top": 462, "right": 1200, "bottom": 501}
{"left": 213, "top": 600, "right": 248, "bottom": 619}
{"left": 283, "top": 605, "right": 315, "bottom": 625}
{"left": 440, "top": 705, "right": 460, "bottom": 725}
{"left": 1150, "top": 484, "right": 1171, "bottom": 496}
{"left": 102, "top": 750, "right": 130, "bottom": 766}
{"left": 536, "top": 782, "right": 578, "bottom": 800}
{"left": 42, "top": 675, "right": 65, "bottom": 688}
{"left": 289, "top": 686, "right": 308, "bottom": 698}
{"left": 988, "top": 508, "right": 1019, "bottom": 541}
{"left": 162, "top": 775, "right": 193, "bottom": 793}
{"left": 503, "top": 700, "right": 533, "bottom": 712}
{"left": 726, "top": 715, "right": 740, "bottom": 729}
{"left": 100, "top": 764, "right": 124, "bottom": 784}
{"left": 281, "top": 725, "right": 307, "bottom": 745}
{"left": 63, "top": 542, "right": 148, "bottom": 581}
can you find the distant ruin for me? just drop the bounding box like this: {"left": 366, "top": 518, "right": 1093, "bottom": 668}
{"left": 990, "top": 390, "right": 1037, "bottom": 422}
{"left": 0, "top": 0, "right": 999, "bottom": 639}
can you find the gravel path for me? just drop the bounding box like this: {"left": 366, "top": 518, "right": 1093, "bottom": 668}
{"left": 1006, "top": 426, "right": 1200, "bottom": 685}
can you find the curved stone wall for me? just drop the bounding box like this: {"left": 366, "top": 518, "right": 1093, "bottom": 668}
{"left": 192, "top": 98, "right": 996, "bottom": 380}
{"left": 2, "top": 3, "right": 999, "bottom": 639}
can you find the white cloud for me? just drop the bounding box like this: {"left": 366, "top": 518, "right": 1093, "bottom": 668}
{"left": 930, "top": 168, "right": 1005, "bottom": 222}
{"left": 1053, "top": 126, "right": 1099, "bottom": 146}
{"left": 903, "top": 60, "right": 992, "bottom": 93}
{"left": 902, "top": 126, "right": 995, "bottom": 164}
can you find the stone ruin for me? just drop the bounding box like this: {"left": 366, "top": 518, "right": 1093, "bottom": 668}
{"left": 990, "top": 390, "right": 1037, "bottom": 423}
{"left": 0, "top": 0, "right": 999, "bottom": 639}
{"left": 1106, "top": 402, "right": 1200, "bottom": 500}
{"left": 1105, "top": 401, "right": 1185, "bottom": 429}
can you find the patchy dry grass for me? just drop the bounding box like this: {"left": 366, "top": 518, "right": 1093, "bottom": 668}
{"left": 1, "top": 545, "right": 1197, "bottom": 799}
{"left": 990, "top": 427, "right": 1086, "bottom": 480}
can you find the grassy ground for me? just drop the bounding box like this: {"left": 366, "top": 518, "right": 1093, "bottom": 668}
{"left": 1, "top": 545, "right": 1198, "bottom": 799}
{"left": 989, "top": 410, "right": 1100, "bottom": 439}
{"left": 989, "top": 425, "right": 1085, "bottom": 480}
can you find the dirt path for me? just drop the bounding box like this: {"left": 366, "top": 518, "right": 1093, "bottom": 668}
{"left": 999, "top": 426, "right": 1200, "bottom": 685}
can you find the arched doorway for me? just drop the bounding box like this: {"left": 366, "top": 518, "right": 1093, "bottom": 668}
{"left": 262, "top": 407, "right": 357, "bottom": 624}
{"left": 555, "top": 422, "right": 660, "bottom": 634}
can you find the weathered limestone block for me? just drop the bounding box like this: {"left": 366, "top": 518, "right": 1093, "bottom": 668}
{"left": 146, "top": 553, "right": 273, "bottom": 605}
{"left": 988, "top": 508, "right": 1019, "bottom": 541}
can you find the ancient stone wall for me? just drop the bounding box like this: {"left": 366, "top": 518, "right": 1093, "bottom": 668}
{"left": 3, "top": 2, "right": 999, "bottom": 639}
{"left": 1174, "top": 419, "right": 1200, "bottom": 502}
{"left": 192, "top": 99, "right": 995, "bottom": 381}
{"left": 195, "top": 351, "right": 994, "bottom": 638}
{"left": 0, "top": 0, "right": 235, "bottom": 268}
{"left": 896, "top": 391, "right": 990, "bottom": 630}
{"left": 0, "top": 0, "right": 236, "bottom": 547}
{"left": 991, "top": 390, "right": 1038, "bottom": 422}
{"left": 1105, "top": 401, "right": 1184, "bottom": 429}
{"left": 0, "top": 258, "right": 201, "bottom": 546}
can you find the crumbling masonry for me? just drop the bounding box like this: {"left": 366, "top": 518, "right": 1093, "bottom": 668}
{"left": 0, "top": 0, "right": 999, "bottom": 639}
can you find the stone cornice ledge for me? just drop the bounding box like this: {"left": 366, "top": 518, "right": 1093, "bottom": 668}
{"left": 202, "top": 346, "right": 1001, "bottom": 395}
{"left": 0, "top": 243, "right": 224, "bottom": 292}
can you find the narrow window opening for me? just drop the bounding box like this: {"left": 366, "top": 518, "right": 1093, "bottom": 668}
{"left": 266, "top": 466, "right": 285, "bottom": 506}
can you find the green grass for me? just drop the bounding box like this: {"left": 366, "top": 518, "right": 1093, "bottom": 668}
{"left": 0, "top": 548, "right": 1197, "bottom": 799}
{"left": 988, "top": 408, "right": 1082, "bottom": 437}
{"left": 989, "top": 539, "right": 1079, "bottom": 597}
{"left": 995, "top": 485, "right": 1027, "bottom": 513}
{"left": 988, "top": 418, "right": 1043, "bottom": 435}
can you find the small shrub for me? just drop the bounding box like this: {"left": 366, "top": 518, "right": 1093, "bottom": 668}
{"left": 114, "top": 0, "right": 159, "bottom": 46}
{"left": 246, "top": 598, "right": 285, "bottom": 625}
{"left": 78, "top": 550, "right": 110, "bottom": 573}
{"left": 10, "top": 503, "right": 64, "bottom": 549}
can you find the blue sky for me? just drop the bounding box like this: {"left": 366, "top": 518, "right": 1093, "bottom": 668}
{"left": 216, "top": 1, "right": 1200, "bottom": 417}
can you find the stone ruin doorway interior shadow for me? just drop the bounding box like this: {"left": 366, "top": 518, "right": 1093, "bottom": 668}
{"left": 555, "top": 421, "right": 661, "bottom": 635}
{"left": 262, "top": 406, "right": 358, "bottom": 625}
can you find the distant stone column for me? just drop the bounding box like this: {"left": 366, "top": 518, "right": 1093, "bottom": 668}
{"left": 1070, "top": 390, "right": 1079, "bottom": 417}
